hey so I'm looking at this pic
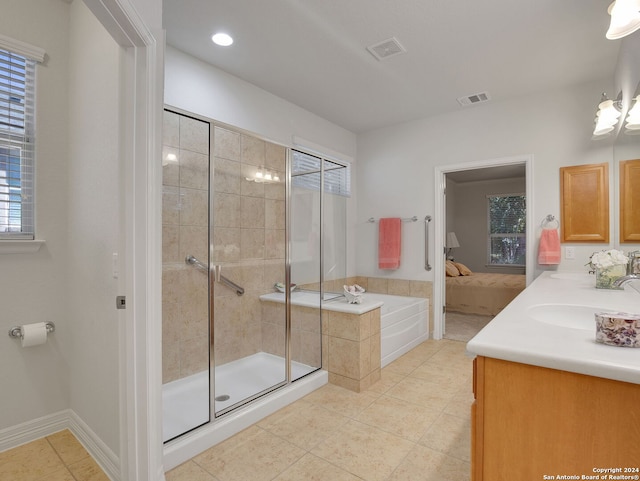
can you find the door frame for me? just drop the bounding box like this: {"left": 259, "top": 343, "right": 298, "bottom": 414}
{"left": 432, "top": 155, "right": 534, "bottom": 340}
{"left": 83, "top": 1, "right": 164, "bottom": 479}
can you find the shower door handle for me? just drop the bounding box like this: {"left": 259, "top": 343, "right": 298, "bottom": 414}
{"left": 185, "top": 256, "right": 245, "bottom": 295}
{"left": 216, "top": 266, "right": 245, "bottom": 296}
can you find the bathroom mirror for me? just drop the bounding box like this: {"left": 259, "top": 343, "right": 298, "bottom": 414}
{"left": 615, "top": 86, "right": 640, "bottom": 244}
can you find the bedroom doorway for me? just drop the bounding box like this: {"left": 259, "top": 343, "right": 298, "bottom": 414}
{"left": 433, "top": 155, "right": 534, "bottom": 340}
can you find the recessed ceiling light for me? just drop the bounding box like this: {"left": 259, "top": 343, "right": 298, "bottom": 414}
{"left": 211, "top": 32, "right": 233, "bottom": 47}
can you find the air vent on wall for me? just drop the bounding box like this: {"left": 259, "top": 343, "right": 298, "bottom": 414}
{"left": 457, "top": 91, "right": 491, "bottom": 107}
{"left": 367, "top": 37, "right": 406, "bottom": 61}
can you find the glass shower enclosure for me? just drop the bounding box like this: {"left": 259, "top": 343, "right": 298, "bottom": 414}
{"left": 161, "top": 109, "right": 348, "bottom": 442}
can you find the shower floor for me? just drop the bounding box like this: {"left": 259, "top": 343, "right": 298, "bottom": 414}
{"left": 162, "top": 352, "right": 317, "bottom": 442}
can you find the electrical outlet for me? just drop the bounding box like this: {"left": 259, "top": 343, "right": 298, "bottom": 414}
{"left": 565, "top": 246, "right": 576, "bottom": 260}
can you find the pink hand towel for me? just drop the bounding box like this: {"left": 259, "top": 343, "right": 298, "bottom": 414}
{"left": 538, "top": 228, "right": 561, "bottom": 265}
{"left": 379, "top": 218, "right": 402, "bottom": 269}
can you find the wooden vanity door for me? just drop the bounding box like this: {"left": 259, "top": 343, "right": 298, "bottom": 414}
{"left": 620, "top": 159, "right": 640, "bottom": 243}
{"left": 560, "top": 162, "right": 609, "bottom": 243}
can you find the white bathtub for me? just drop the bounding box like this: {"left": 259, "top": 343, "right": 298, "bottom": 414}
{"left": 370, "top": 293, "right": 429, "bottom": 367}
{"left": 261, "top": 291, "right": 430, "bottom": 367}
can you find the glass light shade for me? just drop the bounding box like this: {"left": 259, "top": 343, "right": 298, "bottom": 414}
{"left": 446, "top": 232, "right": 461, "bottom": 248}
{"left": 593, "top": 99, "right": 621, "bottom": 136}
{"left": 625, "top": 95, "right": 640, "bottom": 131}
{"left": 606, "top": 0, "right": 640, "bottom": 39}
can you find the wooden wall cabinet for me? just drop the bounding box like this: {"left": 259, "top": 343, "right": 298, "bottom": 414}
{"left": 471, "top": 356, "right": 640, "bottom": 481}
{"left": 620, "top": 158, "right": 640, "bottom": 243}
{"left": 560, "top": 162, "right": 609, "bottom": 243}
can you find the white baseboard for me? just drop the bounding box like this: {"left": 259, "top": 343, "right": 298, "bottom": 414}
{"left": 0, "top": 409, "right": 120, "bottom": 481}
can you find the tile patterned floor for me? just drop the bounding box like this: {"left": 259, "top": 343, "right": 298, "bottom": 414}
{"left": 2, "top": 339, "right": 471, "bottom": 481}
{"left": 0, "top": 429, "right": 110, "bottom": 481}
{"left": 167, "top": 339, "right": 473, "bottom": 481}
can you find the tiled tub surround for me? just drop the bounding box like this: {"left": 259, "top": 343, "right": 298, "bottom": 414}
{"left": 261, "top": 291, "right": 429, "bottom": 392}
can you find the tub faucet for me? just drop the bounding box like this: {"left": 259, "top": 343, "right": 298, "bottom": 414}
{"left": 612, "top": 274, "right": 640, "bottom": 288}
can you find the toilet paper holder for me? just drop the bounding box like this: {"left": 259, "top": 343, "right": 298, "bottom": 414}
{"left": 8, "top": 322, "right": 56, "bottom": 339}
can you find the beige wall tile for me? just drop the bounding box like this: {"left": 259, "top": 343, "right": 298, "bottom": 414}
{"left": 265, "top": 228, "right": 285, "bottom": 259}
{"left": 180, "top": 115, "right": 209, "bottom": 155}
{"left": 214, "top": 157, "right": 241, "bottom": 195}
{"left": 212, "top": 227, "right": 240, "bottom": 263}
{"left": 241, "top": 196, "right": 265, "bottom": 228}
{"left": 180, "top": 149, "right": 208, "bottom": 190}
{"left": 214, "top": 126, "right": 240, "bottom": 161}
{"left": 240, "top": 228, "right": 265, "bottom": 259}
{"left": 241, "top": 134, "right": 265, "bottom": 167}
{"left": 163, "top": 110, "right": 180, "bottom": 147}
{"left": 162, "top": 225, "right": 180, "bottom": 263}
{"left": 328, "top": 337, "right": 360, "bottom": 379}
{"left": 388, "top": 279, "right": 411, "bottom": 296}
{"left": 180, "top": 187, "right": 208, "bottom": 226}
{"left": 179, "top": 225, "right": 208, "bottom": 263}
{"left": 265, "top": 141, "right": 286, "bottom": 172}
{"left": 162, "top": 185, "right": 181, "bottom": 226}
{"left": 240, "top": 165, "right": 265, "bottom": 197}
{"left": 264, "top": 177, "right": 285, "bottom": 200}
{"left": 367, "top": 277, "right": 388, "bottom": 293}
{"left": 162, "top": 146, "right": 180, "bottom": 186}
{"left": 370, "top": 331, "right": 381, "bottom": 371}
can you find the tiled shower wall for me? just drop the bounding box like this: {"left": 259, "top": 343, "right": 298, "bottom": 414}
{"left": 162, "top": 109, "right": 291, "bottom": 384}
{"left": 162, "top": 111, "right": 211, "bottom": 383}
{"left": 210, "top": 124, "right": 288, "bottom": 366}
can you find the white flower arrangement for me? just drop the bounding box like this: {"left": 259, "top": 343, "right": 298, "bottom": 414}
{"left": 588, "top": 249, "right": 629, "bottom": 269}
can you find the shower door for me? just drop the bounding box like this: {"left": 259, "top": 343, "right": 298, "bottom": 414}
{"left": 211, "top": 126, "right": 288, "bottom": 415}
{"left": 161, "top": 109, "right": 212, "bottom": 442}
{"left": 290, "top": 151, "right": 348, "bottom": 381}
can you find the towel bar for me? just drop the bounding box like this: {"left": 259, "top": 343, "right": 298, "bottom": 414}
{"left": 368, "top": 216, "right": 418, "bottom": 223}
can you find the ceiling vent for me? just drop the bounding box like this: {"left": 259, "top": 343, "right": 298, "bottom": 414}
{"left": 457, "top": 91, "right": 491, "bottom": 107}
{"left": 367, "top": 37, "right": 406, "bottom": 61}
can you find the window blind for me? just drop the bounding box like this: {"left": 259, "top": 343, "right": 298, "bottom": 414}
{"left": 0, "top": 48, "right": 35, "bottom": 239}
{"left": 291, "top": 149, "right": 351, "bottom": 197}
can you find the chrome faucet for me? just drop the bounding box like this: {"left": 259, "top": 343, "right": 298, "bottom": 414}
{"left": 612, "top": 274, "right": 640, "bottom": 288}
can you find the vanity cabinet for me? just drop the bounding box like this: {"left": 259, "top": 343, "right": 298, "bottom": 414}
{"left": 472, "top": 356, "right": 640, "bottom": 481}
{"left": 620, "top": 158, "right": 640, "bottom": 243}
{"left": 560, "top": 162, "right": 609, "bottom": 243}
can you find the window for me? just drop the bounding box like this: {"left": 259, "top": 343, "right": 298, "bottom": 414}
{"left": 487, "top": 193, "right": 526, "bottom": 266}
{"left": 291, "top": 149, "right": 351, "bottom": 197}
{"left": 0, "top": 44, "right": 38, "bottom": 239}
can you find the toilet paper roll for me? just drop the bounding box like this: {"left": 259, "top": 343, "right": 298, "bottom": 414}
{"left": 21, "top": 322, "right": 48, "bottom": 347}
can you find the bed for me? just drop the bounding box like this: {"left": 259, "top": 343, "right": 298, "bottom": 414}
{"left": 445, "top": 262, "right": 526, "bottom": 316}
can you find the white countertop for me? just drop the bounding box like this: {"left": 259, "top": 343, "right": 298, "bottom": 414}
{"left": 466, "top": 271, "right": 640, "bottom": 385}
{"left": 260, "top": 290, "right": 384, "bottom": 315}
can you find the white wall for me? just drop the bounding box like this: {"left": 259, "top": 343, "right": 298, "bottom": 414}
{"left": 0, "top": 0, "right": 123, "bottom": 460}
{"left": 0, "top": 0, "right": 71, "bottom": 430}
{"left": 67, "top": 0, "right": 122, "bottom": 454}
{"left": 356, "top": 78, "right": 621, "bottom": 280}
{"left": 165, "top": 46, "right": 359, "bottom": 276}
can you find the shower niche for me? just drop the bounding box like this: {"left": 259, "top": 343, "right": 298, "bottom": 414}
{"left": 161, "top": 109, "right": 347, "bottom": 442}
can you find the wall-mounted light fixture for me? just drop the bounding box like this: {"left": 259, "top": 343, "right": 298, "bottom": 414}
{"left": 592, "top": 93, "right": 623, "bottom": 137}
{"left": 625, "top": 95, "right": 640, "bottom": 134}
{"left": 606, "top": 0, "right": 640, "bottom": 39}
{"left": 245, "top": 166, "right": 280, "bottom": 183}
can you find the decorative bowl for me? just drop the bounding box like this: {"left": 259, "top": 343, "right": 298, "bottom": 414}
{"left": 274, "top": 282, "right": 296, "bottom": 293}
{"left": 343, "top": 284, "right": 365, "bottom": 304}
{"left": 595, "top": 312, "right": 640, "bottom": 347}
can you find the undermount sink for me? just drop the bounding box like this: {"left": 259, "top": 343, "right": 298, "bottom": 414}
{"left": 527, "top": 304, "right": 614, "bottom": 330}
